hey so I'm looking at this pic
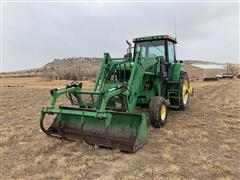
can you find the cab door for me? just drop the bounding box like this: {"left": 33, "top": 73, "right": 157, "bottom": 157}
{"left": 166, "top": 41, "right": 176, "bottom": 80}
{"left": 161, "top": 40, "right": 176, "bottom": 97}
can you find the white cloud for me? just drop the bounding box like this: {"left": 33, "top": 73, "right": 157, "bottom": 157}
{"left": 1, "top": 2, "right": 239, "bottom": 71}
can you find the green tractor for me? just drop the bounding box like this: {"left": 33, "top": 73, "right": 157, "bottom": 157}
{"left": 40, "top": 35, "right": 193, "bottom": 152}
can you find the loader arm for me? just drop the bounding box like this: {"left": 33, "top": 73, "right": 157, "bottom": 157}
{"left": 93, "top": 53, "right": 111, "bottom": 92}
{"left": 124, "top": 53, "right": 160, "bottom": 112}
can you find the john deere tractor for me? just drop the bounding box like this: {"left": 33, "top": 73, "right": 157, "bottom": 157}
{"left": 40, "top": 35, "right": 193, "bottom": 152}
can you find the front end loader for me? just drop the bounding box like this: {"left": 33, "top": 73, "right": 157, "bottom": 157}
{"left": 40, "top": 35, "right": 193, "bottom": 152}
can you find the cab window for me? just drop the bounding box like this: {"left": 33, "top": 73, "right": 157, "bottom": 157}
{"left": 167, "top": 41, "right": 175, "bottom": 63}
{"left": 135, "top": 40, "right": 165, "bottom": 60}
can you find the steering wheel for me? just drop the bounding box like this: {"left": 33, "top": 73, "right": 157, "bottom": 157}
{"left": 148, "top": 54, "right": 158, "bottom": 57}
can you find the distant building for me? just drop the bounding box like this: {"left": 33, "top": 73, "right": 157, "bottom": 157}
{"left": 183, "top": 64, "right": 226, "bottom": 80}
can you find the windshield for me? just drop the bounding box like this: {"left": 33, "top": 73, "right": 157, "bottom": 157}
{"left": 135, "top": 40, "right": 165, "bottom": 59}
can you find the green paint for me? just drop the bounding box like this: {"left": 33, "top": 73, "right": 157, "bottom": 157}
{"left": 170, "top": 63, "right": 182, "bottom": 81}
{"left": 40, "top": 34, "right": 191, "bottom": 152}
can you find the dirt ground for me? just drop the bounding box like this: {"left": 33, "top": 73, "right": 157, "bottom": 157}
{"left": 0, "top": 78, "right": 239, "bottom": 179}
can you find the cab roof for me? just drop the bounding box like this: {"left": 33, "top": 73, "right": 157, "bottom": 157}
{"left": 133, "top": 35, "right": 177, "bottom": 43}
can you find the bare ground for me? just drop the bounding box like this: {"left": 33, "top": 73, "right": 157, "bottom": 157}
{"left": 0, "top": 78, "right": 240, "bottom": 179}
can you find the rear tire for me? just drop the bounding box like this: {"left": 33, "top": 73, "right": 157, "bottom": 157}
{"left": 149, "top": 97, "right": 168, "bottom": 128}
{"left": 180, "top": 71, "right": 189, "bottom": 110}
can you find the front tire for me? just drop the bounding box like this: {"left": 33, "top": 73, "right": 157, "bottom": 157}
{"left": 149, "top": 97, "right": 168, "bottom": 128}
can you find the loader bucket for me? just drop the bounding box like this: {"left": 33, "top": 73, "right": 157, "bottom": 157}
{"left": 40, "top": 107, "right": 148, "bottom": 152}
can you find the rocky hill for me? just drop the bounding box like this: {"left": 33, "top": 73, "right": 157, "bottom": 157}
{"left": 0, "top": 57, "right": 101, "bottom": 79}
{"left": 1, "top": 57, "right": 238, "bottom": 79}
{"left": 183, "top": 60, "right": 222, "bottom": 65}
{"left": 42, "top": 57, "right": 101, "bottom": 80}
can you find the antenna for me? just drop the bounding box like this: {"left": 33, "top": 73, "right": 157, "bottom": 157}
{"left": 173, "top": 16, "right": 177, "bottom": 41}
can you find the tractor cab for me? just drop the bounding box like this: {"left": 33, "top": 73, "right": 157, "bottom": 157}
{"left": 133, "top": 35, "right": 177, "bottom": 64}
{"left": 132, "top": 35, "right": 182, "bottom": 101}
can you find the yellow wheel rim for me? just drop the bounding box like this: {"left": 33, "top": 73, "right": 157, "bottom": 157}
{"left": 160, "top": 105, "right": 166, "bottom": 120}
{"left": 182, "top": 79, "right": 189, "bottom": 104}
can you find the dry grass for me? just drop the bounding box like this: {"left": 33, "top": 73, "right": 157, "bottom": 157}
{"left": 0, "top": 78, "right": 240, "bottom": 179}
{"left": 0, "top": 77, "right": 93, "bottom": 89}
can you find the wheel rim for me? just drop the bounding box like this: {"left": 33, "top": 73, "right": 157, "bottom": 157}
{"left": 182, "top": 79, "right": 189, "bottom": 104}
{"left": 160, "top": 105, "right": 166, "bottom": 120}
